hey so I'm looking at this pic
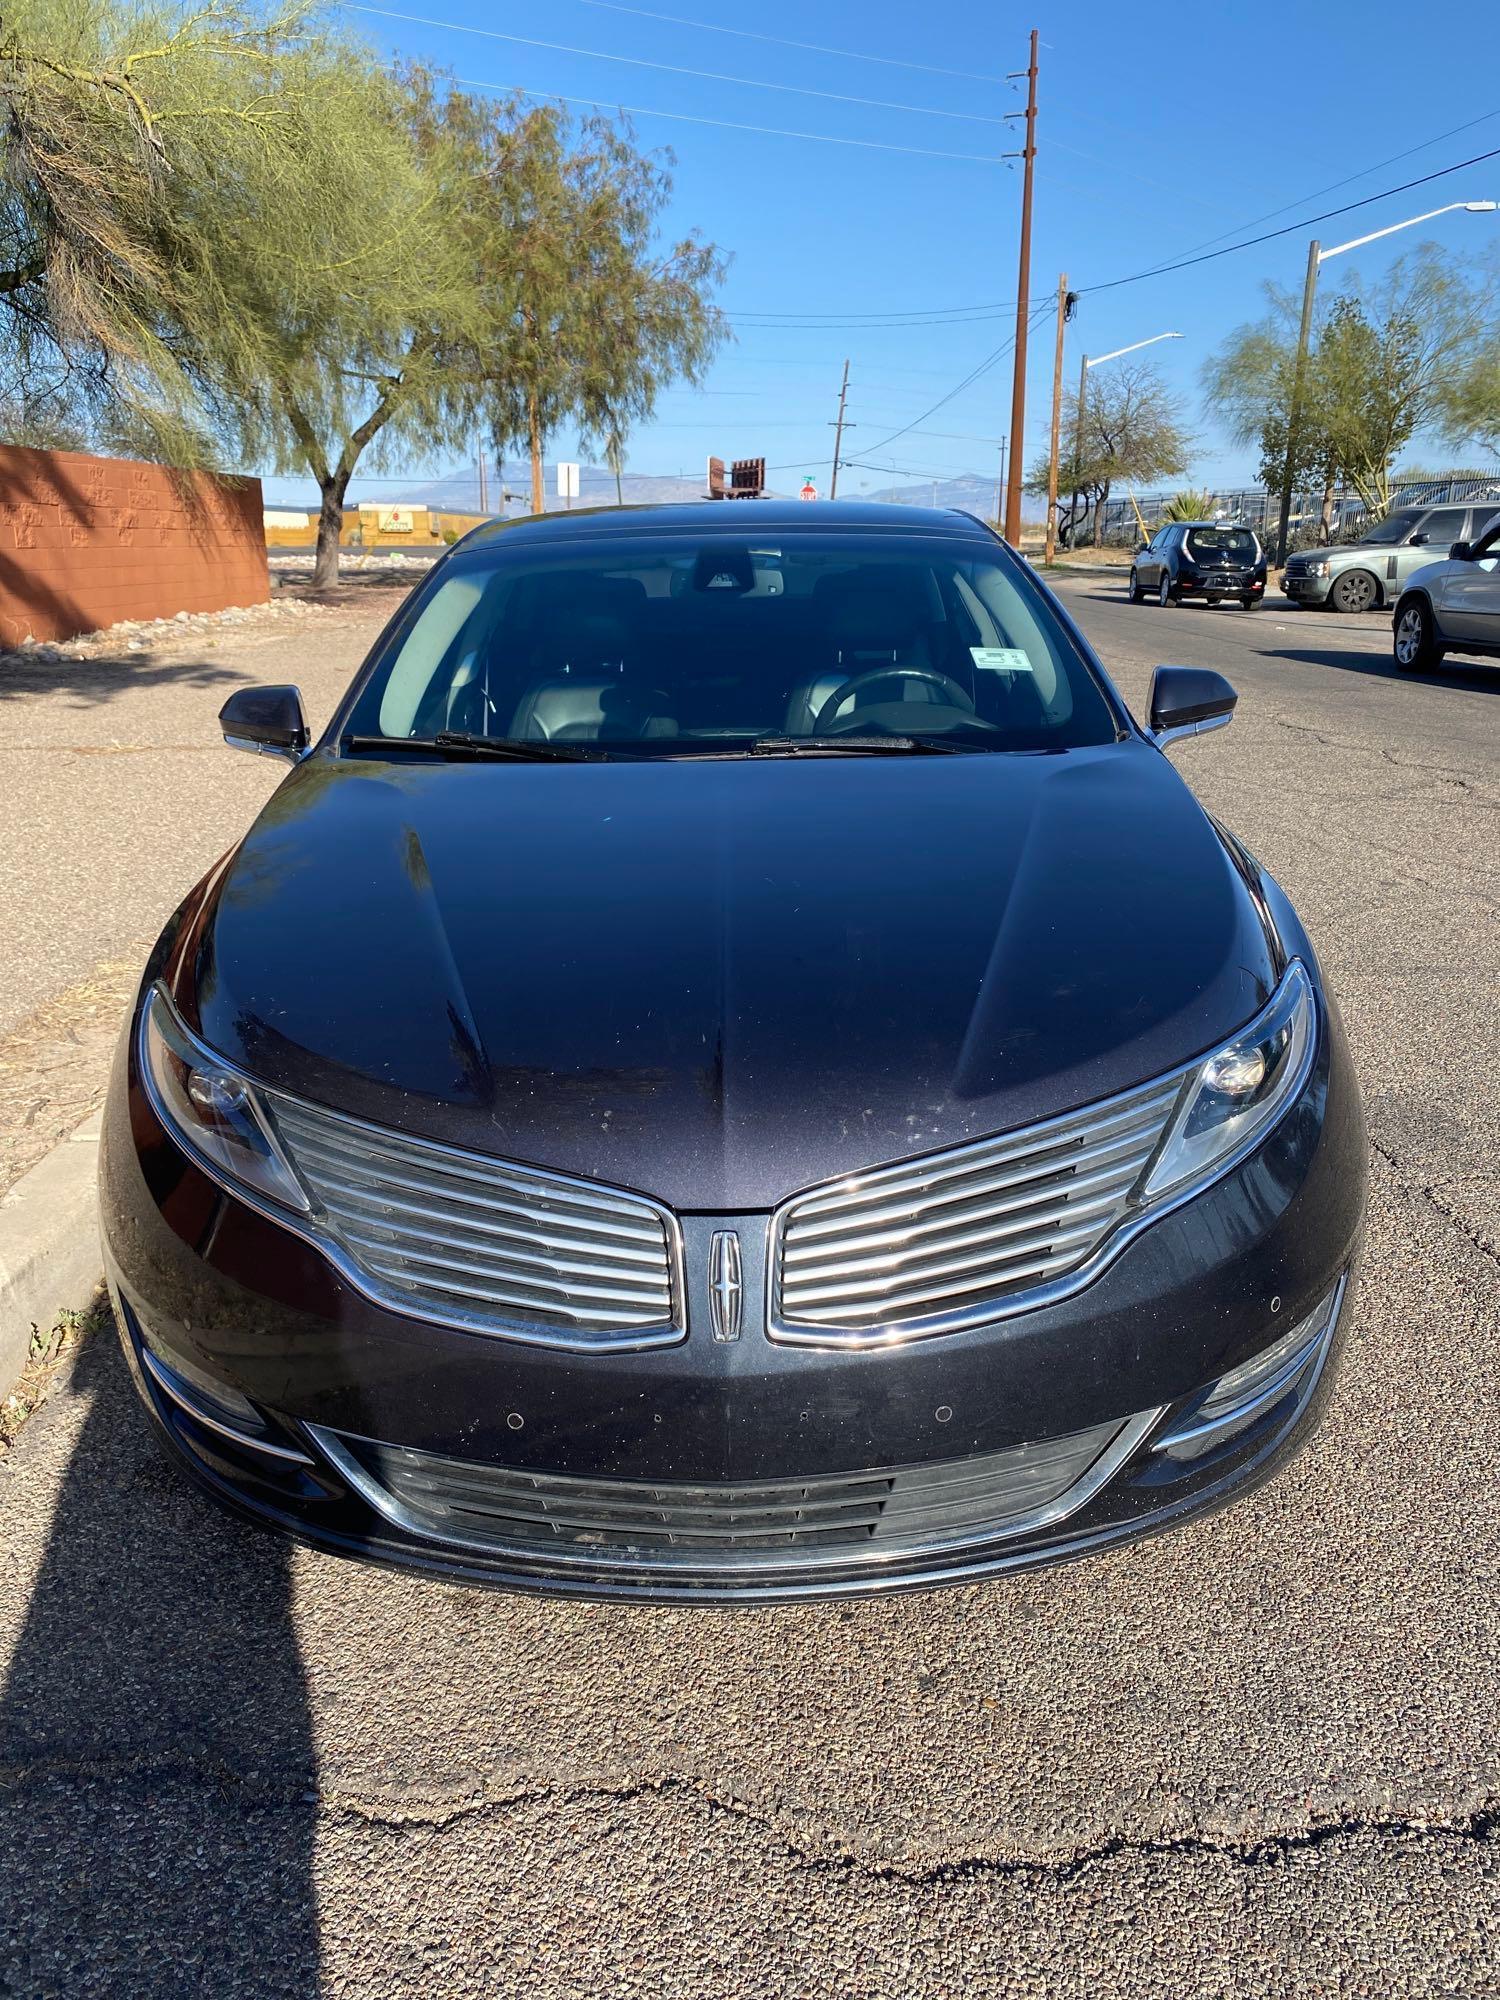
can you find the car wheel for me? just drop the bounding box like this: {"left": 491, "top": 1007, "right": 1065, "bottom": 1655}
{"left": 1128, "top": 567, "right": 1145, "bottom": 604}
{"left": 1157, "top": 573, "right": 1174, "bottom": 607}
{"left": 1393, "top": 598, "right": 1443, "bottom": 673}
{"left": 1241, "top": 594, "right": 1259, "bottom": 610}
{"left": 1329, "top": 569, "right": 1378, "bottom": 614}
{"left": 1206, "top": 594, "right": 1221, "bottom": 606}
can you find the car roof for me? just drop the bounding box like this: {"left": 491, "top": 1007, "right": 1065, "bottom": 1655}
{"left": 457, "top": 498, "right": 1001, "bottom": 550}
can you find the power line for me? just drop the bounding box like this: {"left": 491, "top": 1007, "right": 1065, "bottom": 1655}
{"left": 565, "top": 0, "right": 1011, "bottom": 84}
{"left": 350, "top": 5, "right": 1010, "bottom": 123}
{"left": 1136, "top": 107, "right": 1500, "bottom": 267}
{"left": 858, "top": 302, "right": 1053, "bottom": 459}
{"left": 1078, "top": 142, "right": 1500, "bottom": 294}
{"left": 452, "top": 76, "right": 1001, "bottom": 161}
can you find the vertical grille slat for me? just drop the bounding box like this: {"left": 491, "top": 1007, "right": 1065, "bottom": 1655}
{"left": 264, "top": 1094, "right": 680, "bottom": 1346}
{"left": 775, "top": 1077, "right": 1182, "bottom": 1336}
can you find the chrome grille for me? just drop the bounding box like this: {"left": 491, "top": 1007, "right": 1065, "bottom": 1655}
{"left": 317, "top": 1410, "right": 1153, "bottom": 1576}
{"left": 773, "top": 1075, "right": 1182, "bottom": 1339}
{"left": 266, "top": 1096, "right": 681, "bottom": 1349}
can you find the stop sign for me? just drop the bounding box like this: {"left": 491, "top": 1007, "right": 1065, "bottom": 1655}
{"left": 800, "top": 478, "right": 817, "bottom": 502}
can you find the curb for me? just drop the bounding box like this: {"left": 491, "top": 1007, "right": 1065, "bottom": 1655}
{"left": 0, "top": 1109, "right": 103, "bottom": 1396}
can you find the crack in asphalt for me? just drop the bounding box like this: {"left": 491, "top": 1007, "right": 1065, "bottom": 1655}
{"left": 1370, "top": 1140, "right": 1499, "bottom": 1273}
{"left": 4, "top": 1755, "right": 1496, "bottom": 1888}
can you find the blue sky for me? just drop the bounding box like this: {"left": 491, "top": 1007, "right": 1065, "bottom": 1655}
{"left": 267, "top": 0, "right": 1500, "bottom": 505}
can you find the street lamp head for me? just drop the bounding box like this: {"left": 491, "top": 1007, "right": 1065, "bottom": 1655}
{"left": 1464, "top": 201, "right": 1498, "bottom": 213}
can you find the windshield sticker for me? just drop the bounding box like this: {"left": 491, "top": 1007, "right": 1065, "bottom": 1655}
{"left": 970, "top": 646, "right": 1034, "bottom": 673}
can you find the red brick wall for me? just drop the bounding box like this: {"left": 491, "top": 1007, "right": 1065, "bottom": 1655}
{"left": 0, "top": 446, "right": 269, "bottom": 647}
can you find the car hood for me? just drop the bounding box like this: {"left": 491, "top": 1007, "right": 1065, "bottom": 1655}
{"left": 180, "top": 743, "right": 1277, "bottom": 1212}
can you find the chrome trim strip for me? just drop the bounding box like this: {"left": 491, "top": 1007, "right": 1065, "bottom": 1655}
{"left": 768, "top": 964, "right": 1319, "bottom": 1349}
{"left": 307, "top": 1405, "right": 1164, "bottom": 1578}
{"left": 138, "top": 987, "right": 688, "bottom": 1354}
{"left": 1152, "top": 711, "right": 1233, "bottom": 753}
{"left": 139, "top": 1346, "right": 315, "bottom": 1465}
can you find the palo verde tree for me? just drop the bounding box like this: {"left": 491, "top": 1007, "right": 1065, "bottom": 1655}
{"left": 1205, "top": 246, "right": 1492, "bottom": 531}
{"left": 195, "top": 56, "right": 488, "bottom": 586}
{"left": 1026, "top": 359, "right": 1193, "bottom": 546}
{"left": 461, "top": 99, "right": 727, "bottom": 513}
{"left": 0, "top": 0, "right": 355, "bottom": 458}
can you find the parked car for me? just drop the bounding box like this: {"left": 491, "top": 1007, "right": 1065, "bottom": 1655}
{"left": 1281, "top": 501, "right": 1490, "bottom": 613}
{"left": 1392, "top": 509, "right": 1500, "bottom": 671}
{"left": 100, "top": 501, "right": 1365, "bottom": 1601}
{"left": 1128, "top": 522, "right": 1267, "bottom": 609}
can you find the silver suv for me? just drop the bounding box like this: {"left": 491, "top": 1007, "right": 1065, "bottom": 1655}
{"left": 1392, "top": 512, "right": 1500, "bottom": 672}
{"left": 1282, "top": 503, "right": 1489, "bottom": 613}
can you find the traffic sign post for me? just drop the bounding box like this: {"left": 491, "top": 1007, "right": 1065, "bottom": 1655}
{"left": 556, "top": 462, "right": 580, "bottom": 507}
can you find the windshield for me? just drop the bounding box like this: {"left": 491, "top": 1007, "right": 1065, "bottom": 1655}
{"left": 343, "top": 530, "right": 1122, "bottom": 756}
{"left": 1184, "top": 526, "right": 1259, "bottom": 562}
{"left": 1356, "top": 511, "right": 1420, "bottom": 546}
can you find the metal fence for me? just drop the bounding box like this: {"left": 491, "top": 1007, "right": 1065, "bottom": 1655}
{"left": 1088, "top": 470, "right": 1500, "bottom": 551}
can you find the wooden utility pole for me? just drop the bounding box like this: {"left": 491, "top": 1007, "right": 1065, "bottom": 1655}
{"left": 828, "top": 358, "right": 852, "bottom": 498}
{"left": 1002, "top": 29, "right": 1038, "bottom": 548}
{"left": 1045, "top": 273, "right": 1068, "bottom": 565}
{"left": 1274, "top": 237, "right": 1322, "bottom": 566}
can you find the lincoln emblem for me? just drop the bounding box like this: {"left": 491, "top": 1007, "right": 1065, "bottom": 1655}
{"left": 707, "top": 1230, "right": 744, "bottom": 1342}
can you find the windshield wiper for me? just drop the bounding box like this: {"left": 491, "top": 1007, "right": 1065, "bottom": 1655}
{"left": 748, "top": 734, "right": 969, "bottom": 757}
{"left": 345, "top": 732, "right": 605, "bottom": 762}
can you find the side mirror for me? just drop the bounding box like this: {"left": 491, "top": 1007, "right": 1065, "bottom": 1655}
{"left": 219, "top": 684, "right": 309, "bottom": 762}
{"left": 1135, "top": 541, "right": 1150, "bottom": 556}
{"left": 1408, "top": 531, "right": 1430, "bottom": 547}
{"left": 1449, "top": 540, "right": 1474, "bottom": 562}
{"left": 1148, "top": 665, "right": 1237, "bottom": 751}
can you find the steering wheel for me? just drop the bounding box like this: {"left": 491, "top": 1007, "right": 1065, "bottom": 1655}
{"left": 810, "top": 667, "right": 975, "bottom": 734}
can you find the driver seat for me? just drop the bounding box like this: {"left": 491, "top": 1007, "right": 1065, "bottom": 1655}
{"left": 784, "top": 569, "right": 938, "bottom": 733}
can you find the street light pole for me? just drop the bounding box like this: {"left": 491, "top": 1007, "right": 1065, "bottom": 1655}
{"left": 1272, "top": 199, "right": 1497, "bottom": 566}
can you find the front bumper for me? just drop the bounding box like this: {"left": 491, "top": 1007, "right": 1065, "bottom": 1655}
{"left": 1282, "top": 572, "right": 1333, "bottom": 604}
{"left": 100, "top": 997, "right": 1367, "bottom": 1602}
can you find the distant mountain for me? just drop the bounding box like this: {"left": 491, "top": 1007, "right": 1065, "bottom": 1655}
{"left": 259, "top": 461, "right": 1042, "bottom": 522}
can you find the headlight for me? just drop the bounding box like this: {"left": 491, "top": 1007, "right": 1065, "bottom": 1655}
{"left": 141, "top": 986, "right": 309, "bottom": 1211}
{"left": 1143, "top": 961, "right": 1316, "bottom": 1203}
{"left": 1308, "top": 558, "right": 1331, "bottom": 577}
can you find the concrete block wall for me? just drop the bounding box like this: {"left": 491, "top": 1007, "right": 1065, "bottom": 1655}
{"left": 0, "top": 446, "right": 268, "bottom": 646}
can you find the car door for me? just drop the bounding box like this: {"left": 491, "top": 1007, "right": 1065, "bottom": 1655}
{"left": 1432, "top": 515, "right": 1500, "bottom": 647}
{"left": 1136, "top": 529, "right": 1163, "bottom": 586}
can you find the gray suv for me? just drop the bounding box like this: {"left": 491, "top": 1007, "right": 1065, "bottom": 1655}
{"left": 1392, "top": 511, "right": 1500, "bottom": 671}
{"left": 1281, "top": 503, "right": 1489, "bottom": 613}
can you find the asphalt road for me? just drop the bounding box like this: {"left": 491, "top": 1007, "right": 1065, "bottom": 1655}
{"left": 2, "top": 576, "right": 1497, "bottom": 1997}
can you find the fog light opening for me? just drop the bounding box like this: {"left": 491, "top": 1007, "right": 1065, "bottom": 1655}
{"left": 1152, "top": 1274, "right": 1347, "bottom": 1463}
{"left": 127, "top": 1305, "right": 314, "bottom": 1467}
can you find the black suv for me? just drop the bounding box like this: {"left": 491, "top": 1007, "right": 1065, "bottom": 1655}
{"left": 1130, "top": 523, "right": 1267, "bottom": 610}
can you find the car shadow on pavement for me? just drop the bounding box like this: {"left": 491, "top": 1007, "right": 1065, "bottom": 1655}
{"left": 1260, "top": 647, "right": 1500, "bottom": 694}
{"left": 0, "top": 1327, "right": 321, "bottom": 1995}
{"left": 0, "top": 648, "right": 249, "bottom": 707}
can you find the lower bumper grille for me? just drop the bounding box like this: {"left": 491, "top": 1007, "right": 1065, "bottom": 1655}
{"left": 313, "top": 1412, "right": 1158, "bottom": 1576}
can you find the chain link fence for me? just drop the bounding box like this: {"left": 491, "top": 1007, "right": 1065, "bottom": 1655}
{"left": 1084, "top": 471, "right": 1500, "bottom": 552}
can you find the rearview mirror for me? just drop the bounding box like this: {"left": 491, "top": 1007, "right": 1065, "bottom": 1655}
{"left": 1449, "top": 540, "right": 1474, "bottom": 562}
{"left": 219, "top": 684, "right": 310, "bottom": 762}
{"left": 1147, "top": 666, "right": 1237, "bottom": 751}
